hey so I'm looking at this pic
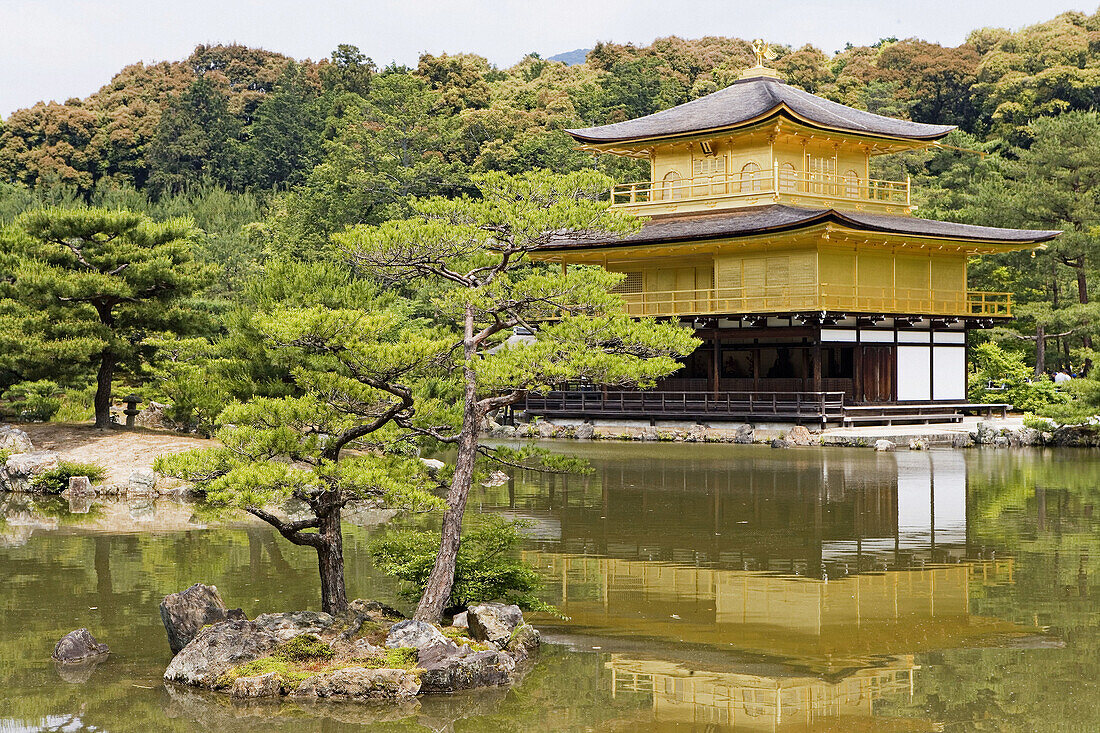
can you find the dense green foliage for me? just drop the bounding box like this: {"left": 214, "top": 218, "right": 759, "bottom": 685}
{"left": 3, "top": 13, "right": 1100, "bottom": 420}
{"left": 369, "top": 516, "right": 551, "bottom": 613}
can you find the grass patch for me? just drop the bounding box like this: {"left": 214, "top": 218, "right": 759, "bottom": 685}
{"left": 441, "top": 625, "right": 490, "bottom": 650}
{"left": 30, "top": 461, "right": 107, "bottom": 494}
{"left": 216, "top": 641, "right": 422, "bottom": 689}
{"left": 273, "top": 634, "right": 334, "bottom": 662}
{"left": 355, "top": 647, "right": 419, "bottom": 670}
{"left": 216, "top": 656, "right": 316, "bottom": 689}
{"left": 0, "top": 449, "right": 10, "bottom": 465}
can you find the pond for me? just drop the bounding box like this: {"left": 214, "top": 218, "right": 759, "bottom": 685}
{"left": 2, "top": 443, "right": 1099, "bottom": 731}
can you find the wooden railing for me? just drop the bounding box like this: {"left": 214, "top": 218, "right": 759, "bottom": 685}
{"left": 524, "top": 390, "right": 846, "bottom": 424}
{"left": 611, "top": 166, "right": 910, "bottom": 208}
{"left": 615, "top": 284, "right": 1012, "bottom": 318}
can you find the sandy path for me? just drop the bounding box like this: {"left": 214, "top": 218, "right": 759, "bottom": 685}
{"left": 16, "top": 423, "right": 212, "bottom": 485}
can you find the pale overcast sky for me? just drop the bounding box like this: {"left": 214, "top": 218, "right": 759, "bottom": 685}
{"left": 0, "top": 0, "right": 1093, "bottom": 118}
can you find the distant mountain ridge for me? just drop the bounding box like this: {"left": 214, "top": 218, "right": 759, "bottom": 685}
{"left": 548, "top": 48, "right": 591, "bottom": 66}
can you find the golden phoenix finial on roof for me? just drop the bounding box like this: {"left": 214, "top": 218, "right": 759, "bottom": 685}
{"left": 751, "top": 39, "right": 777, "bottom": 67}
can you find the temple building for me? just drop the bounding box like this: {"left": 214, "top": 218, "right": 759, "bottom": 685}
{"left": 528, "top": 44, "right": 1058, "bottom": 425}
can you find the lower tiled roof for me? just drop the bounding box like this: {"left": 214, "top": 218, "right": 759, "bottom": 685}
{"left": 538, "top": 205, "right": 1060, "bottom": 251}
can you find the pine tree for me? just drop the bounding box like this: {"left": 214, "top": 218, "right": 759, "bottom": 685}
{"left": 156, "top": 271, "right": 446, "bottom": 614}
{"left": 10, "top": 207, "right": 210, "bottom": 427}
{"left": 338, "top": 169, "right": 698, "bottom": 622}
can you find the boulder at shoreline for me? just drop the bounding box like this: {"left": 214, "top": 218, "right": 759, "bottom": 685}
{"left": 161, "top": 594, "right": 540, "bottom": 701}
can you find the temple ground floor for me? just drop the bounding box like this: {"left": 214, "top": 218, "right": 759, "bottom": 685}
{"left": 522, "top": 314, "right": 1008, "bottom": 426}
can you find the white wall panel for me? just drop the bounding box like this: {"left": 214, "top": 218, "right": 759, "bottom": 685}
{"left": 897, "top": 345, "right": 931, "bottom": 400}
{"left": 933, "top": 346, "right": 966, "bottom": 400}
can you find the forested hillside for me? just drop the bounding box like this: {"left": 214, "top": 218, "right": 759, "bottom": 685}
{"left": 5, "top": 9, "right": 1100, "bottom": 419}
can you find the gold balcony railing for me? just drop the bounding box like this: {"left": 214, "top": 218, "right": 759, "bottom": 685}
{"left": 610, "top": 167, "right": 910, "bottom": 208}
{"left": 616, "top": 284, "right": 1012, "bottom": 318}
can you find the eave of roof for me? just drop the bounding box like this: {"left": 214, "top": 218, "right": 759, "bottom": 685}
{"left": 536, "top": 205, "right": 1061, "bottom": 252}
{"left": 567, "top": 76, "right": 955, "bottom": 145}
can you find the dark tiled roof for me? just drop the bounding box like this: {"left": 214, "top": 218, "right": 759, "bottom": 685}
{"left": 538, "top": 205, "right": 1060, "bottom": 251}
{"left": 567, "top": 76, "right": 955, "bottom": 143}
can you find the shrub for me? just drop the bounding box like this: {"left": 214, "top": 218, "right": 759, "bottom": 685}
{"left": 30, "top": 461, "right": 107, "bottom": 494}
{"left": 6, "top": 380, "right": 62, "bottom": 422}
{"left": 1022, "top": 413, "right": 1057, "bottom": 432}
{"left": 369, "top": 515, "right": 554, "bottom": 614}
{"left": 968, "top": 342, "right": 1066, "bottom": 413}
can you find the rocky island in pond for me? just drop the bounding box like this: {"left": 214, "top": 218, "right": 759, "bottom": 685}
{"left": 160, "top": 585, "right": 540, "bottom": 701}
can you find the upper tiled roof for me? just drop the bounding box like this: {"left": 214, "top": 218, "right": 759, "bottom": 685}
{"left": 567, "top": 76, "right": 956, "bottom": 144}
{"left": 537, "top": 205, "right": 1060, "bottom": 251}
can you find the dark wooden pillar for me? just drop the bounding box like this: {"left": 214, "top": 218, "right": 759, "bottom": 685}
{"left": 813, "top": 336, "right": 823, "bottom": 392}
{"left": 712, "top": 332, "right": 721, "bottom": 397}
{"left": 752, "top": 346, "right": 760, "bottom": 392}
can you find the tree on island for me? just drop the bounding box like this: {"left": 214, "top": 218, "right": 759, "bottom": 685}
{"left": 6, "top": 208, "right": 209, "bottom": 428}
{"left": 155, "top": 284, "right": 448, "bottom": 614}
{"left": 337, "top": 169, "right": 698, "bottom": 622}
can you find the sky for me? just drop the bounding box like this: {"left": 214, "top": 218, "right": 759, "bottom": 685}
{"left": 0, "top": 0, "right": 1093, "bottom": 118}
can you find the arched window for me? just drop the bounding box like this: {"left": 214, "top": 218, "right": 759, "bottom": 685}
{"left": 844, "top": 169, "right": 861, "bottom": 198}
{"left": 662, "top": 170, "right": 684, "bottom": 200}
{"left": 779, "top": 162, "right": 797, "bottom": 192}
{"left": 740, "top": 161, "right": 762, "bottom": 193}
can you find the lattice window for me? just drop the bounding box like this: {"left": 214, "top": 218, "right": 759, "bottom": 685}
{"left": 844, "top": 169, "right": 861, "bottom": 197}
{"left": 741, "top": 161, "right": 762, "bottom": 192}
{"left": 779, "top": 162, "right": 796, "bottom": 191}
{"left": 693, "top": 155, "right": 725, "bottom": 177}
{"left": 612, "top": 271, "right": 643, "bottom": 295}
{"left": 662, "top": 171, "right": 684, "bottom": 200}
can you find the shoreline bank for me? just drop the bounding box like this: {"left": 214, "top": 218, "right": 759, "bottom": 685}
{"left": 490, "top": 415, "right": 1100, "bottom": 449}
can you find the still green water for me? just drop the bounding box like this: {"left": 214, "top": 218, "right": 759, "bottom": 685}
{"left": 2, "top": 443, "right": 1099, "bottom": 732}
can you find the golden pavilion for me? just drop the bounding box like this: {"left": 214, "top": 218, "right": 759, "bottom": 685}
{"left": 528, "top": 45, "right": 1058, "bottom": 425}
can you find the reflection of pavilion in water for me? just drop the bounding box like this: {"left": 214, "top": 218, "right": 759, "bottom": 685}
{"left": 498, "top": 448, "right": 1026, "bottom": 731}
{"left": 608, "top": 655, "right": 931, "bottom": 732}
{"left": 506, "top": 449, "right": 988, "bottom": 575}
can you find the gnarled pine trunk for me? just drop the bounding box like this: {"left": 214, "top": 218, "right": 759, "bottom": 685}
{"left": 316, "top": 505, "right": 348, "bottom": 616}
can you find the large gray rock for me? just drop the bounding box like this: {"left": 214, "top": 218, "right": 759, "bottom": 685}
{"left": 1, "top": 450, "right": 61, "bottom": 492}
{"left": 230, "top": 671, "right": 282, "bottom": 698}
{"left": 52, "top": 628, "right": 109, "bottom": 662}
{"left": 126, "top": 469, "right": 158, "bottom": 494}
{"left": 786, "top": 425, "right": 816, "bottom": 446}
{"left": 417, "top": 648, "right": 515, "bottom": 693}
{"left": 952, "top": 433, "right": 974, "bottom": 448}
{"left": 467, "top": 602, "right": 524, "bottom": 647}
{"left": 574, "top": 422, "right": 595, "bottom": 440}
{"left": 0, "top": 425, "right": 33, "bottom": 455}
{"left": 874, "top": 439, "right": 896, "bottom": 452}
{"left": 451, "top": 611, "right": 468, "bottom": 629}
{"left": 160, "top": 583, "right": 235, "bottom": 654}
{"left": 164, "top": 619, "right": 280, "bottom": 688}
{"left": 252, "top": 610, "right": 334, "bottom": 641}
{"left": 976, "top": 421, "right": 998, "bottom": 445}
{"left": 291, "top": 667, "right": 421, "bottom": 700}
{"left": 385, "top": 619, "right": 447, "bottom": 649}
{"left": 66, "top": 475, "right": 94, "bottom": 495}
{"left": 504, "top": 623, "right": 541, "bottom": 662}
{"left": 734, "top": 424, "right": 755, "bottom": 444}
{"left": 420, "top": 458, "right": 445, "bottom": 476}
